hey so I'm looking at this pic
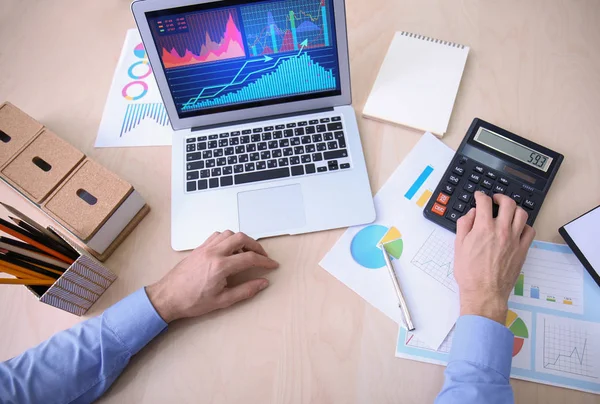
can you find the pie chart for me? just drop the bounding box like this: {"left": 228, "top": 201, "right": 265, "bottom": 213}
{"left": 505, "top": 309, "right": 529, "bottom": 357}
{"left": 350, "top": 225, "right": 403, "bottom": 269}
{"left": 134, "top": 42, "right": 146, "bottom": 59}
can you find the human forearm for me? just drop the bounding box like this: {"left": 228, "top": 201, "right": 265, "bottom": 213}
{"left": 435, "top": 315, "right": 515, "bottom": 404}
{"left": 0, "top": 288, "right": 167, "bottom": 404}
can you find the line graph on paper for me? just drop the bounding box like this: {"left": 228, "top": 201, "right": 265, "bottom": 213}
{"left": 538, "top": 315, "right": 599, "bottom": 380}
{"left": 405, "top": 327, "right": 454, "bottom": 354}
{"left": 411, "top": 228, "right": 457, "bottom": 292}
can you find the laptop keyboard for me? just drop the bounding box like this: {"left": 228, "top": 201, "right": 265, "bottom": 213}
{"left": 185, "top": 116, "right": 351, "bottom": 192}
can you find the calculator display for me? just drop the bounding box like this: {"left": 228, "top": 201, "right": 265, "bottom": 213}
{"left": 474, "top": 128, "right": 553, "bottom": 172}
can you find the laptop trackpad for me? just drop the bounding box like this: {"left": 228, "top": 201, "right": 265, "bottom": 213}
{"left": 238, "top": 184, "right": 306, "bottom": 236}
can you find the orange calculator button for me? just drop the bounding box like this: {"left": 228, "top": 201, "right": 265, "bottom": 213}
{"left": 436, "top": 193, "right": 450, "bottom": 205}
{"left": 431, "top": 203, "right": 447, "bottom": 216}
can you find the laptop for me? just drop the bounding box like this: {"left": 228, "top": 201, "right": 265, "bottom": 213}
{"left": 132, "top": 0, "right": 375, "bottom": 251}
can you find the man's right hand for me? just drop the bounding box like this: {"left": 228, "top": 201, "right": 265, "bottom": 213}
{"left": 453, "top": 192, "right": 535, "bottom": 324}
{"left": 146, "top": 231, "right": 279, "bottom": 323}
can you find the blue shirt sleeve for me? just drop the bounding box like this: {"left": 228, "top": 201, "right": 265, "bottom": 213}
{"left": 0, "top": 288, "right": 167, "bottom": 404}
{"left": 435, "top": 315, "right": 515, "bottom": 404}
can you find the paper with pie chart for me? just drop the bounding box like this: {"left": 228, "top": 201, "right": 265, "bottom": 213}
{"left": 320, "top": 133, "right": 459, "bottom": 349}
{"left": 96, "top": 29, "right": 173, "bottom": 148}
{"left": 401, "top": 308, "right": 532, "bottom": 370}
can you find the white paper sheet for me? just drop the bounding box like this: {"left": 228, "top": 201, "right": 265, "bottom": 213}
{"left": 95, "top": 29, "right": 173, "bottom": 148}
{"left": 320, "top": 133, "right": 459, "bottom": 349}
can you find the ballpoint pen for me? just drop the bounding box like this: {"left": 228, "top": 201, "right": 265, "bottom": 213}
{"left": 379, "top": 242, "right": 415, "bottom": 331}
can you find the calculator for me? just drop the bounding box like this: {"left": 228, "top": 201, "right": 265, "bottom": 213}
{"left": 424, "top": 118, "right": 563, "bottom": 232}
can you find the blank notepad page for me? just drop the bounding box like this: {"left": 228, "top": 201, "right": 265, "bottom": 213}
{"left": 363, "top": 32, "right": 469, "bottom": 136}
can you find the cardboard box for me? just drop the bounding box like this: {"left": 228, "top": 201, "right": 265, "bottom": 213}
{"left": 1, "top": 129, "right": 85, "bottom": 203}
{"left": 0, "top": 102, "right": 43, "bottom": 168}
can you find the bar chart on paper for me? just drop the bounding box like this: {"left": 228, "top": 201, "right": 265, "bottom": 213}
{"left": 404, "top": 165, "right": 435, "bottom": 208}
{"left": 510, "top": 242, "right": 584, "bottom": 314}
{"left": 536, "top": 314, "right": 600, "bottom": 381}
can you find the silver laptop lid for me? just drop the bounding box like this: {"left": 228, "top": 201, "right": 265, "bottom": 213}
{"left": 131, "top": 0, "right": 352, "bottom": 131}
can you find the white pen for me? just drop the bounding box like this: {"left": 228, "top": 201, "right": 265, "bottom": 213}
{"left": 379, "top": 242, "right": 415, "bottom": 331}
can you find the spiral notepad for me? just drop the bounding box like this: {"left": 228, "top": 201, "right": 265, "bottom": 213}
{"left": 363, "top": 32, "right": 469, "bottom": 137}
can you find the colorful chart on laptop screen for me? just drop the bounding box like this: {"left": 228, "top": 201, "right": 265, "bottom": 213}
{"left": 147, "top": 0, "right": 341, "bottom": 117}
{"left": 350, "top": 225, "right": 403, "bottom": 269}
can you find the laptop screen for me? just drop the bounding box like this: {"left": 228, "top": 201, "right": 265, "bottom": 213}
{"left": 146, "top": 0, "right": 341, "bottom": 119}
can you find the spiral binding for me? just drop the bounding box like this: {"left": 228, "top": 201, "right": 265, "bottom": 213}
{"left": 400, "top": 31, "right": 465, "bottom": 49}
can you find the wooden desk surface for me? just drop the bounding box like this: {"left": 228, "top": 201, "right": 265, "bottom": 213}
{"left": 1, "top": 0, "right": 599, "bottom": 402}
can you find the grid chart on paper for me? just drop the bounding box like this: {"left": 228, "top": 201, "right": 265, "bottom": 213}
{"left": 405, "top": 328, "right": 454, "bottom": 354}
{"left": 543, "top": 318, "right": 597, "bottom": 378}
{"left": 410, "top": 229, "right": 457, "bottom": 292}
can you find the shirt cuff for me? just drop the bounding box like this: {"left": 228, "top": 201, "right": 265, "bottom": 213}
{"left": 449, "top": 315, "right": 514, "bottom": 379}
{"left": 103, "top": 288, "right": 168, "bottom": 356}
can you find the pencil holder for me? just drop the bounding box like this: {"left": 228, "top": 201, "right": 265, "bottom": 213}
{"left": 27, "top": 227, "right": 117, "bottom": 316}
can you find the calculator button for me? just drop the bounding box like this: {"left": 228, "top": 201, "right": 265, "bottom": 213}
{"left": 474, "top": 165, "right": 484, "bottom": 174}
{"left": 448, "top": 175, "right": 460, "bottom": 185}
{"left": 436, "top": 193, "right": 451, "bottom": 205}
{"left": 521, "top": 183, "right": 535, "bottom": 193}
{"left": 443, "top": 184, "right": 455, "bottom": 195}
{"left": 511, "top": 193, "right": 523, "bottom": 204}
{"left": 469, "top": 173, "right": 481, "bottom": 183}
{"left": 485, "top": 171, "right": 497, "bottom": 180}
{"left": 493, "top": 184, "right": 506, "bottom": 194}
{"left": 499, "top": 177, "right": 509, "bottom": 186}
{"left": 523, "top": 199, "right": 536, "bottom": 210}
{"left": 446, "top": 211, "right": 460, "bottom": 222}
{"left": 458, "top": 192, "right": 471, "bottom": 203}
{"left": 453, "top": 201, "right": 466, "bottom": 213}
{"left": 463, "top": 182, "right": 476, "bottom": 193}
{"left": 477, "top": 188, "right": 491, "bottom": 196}
{"left": 431, "top": 203, "right": 447, "bottom": 216}
{"left": 452, "top": 166, "right": 465, "bottom": 176}
{"left": 481, "top": 179, "right": 493, "bottom": 189}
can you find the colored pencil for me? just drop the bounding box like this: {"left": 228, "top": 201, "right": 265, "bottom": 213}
{"left": 0, "top": 236, "right": 49, "bottom": 255}
{"left": 1, "top": 250, "right": 66, "bottom": 274}
{"left": 6, "top": 217, "right": 78, "bottom": 260}
{"left": 0, "top": 242, "right": 69, "bottom": 269}
{"left": 0, "top": 262, "right": 32, "bottom": 279}
{"left": 0, "top": 260, "right": 54, "bottom": 280}
{"left": 0, "top": 202, "right": 63, "bottom": 243}
{"left": 0, "top": 278, "right": 55, "bottom": 286}
{"left": 0, "top": 255, "right": 60, "bottom": 279}
{"left": 46, "top": 227, "right": 79, "bottom": 254}
{"left": 0, "top": 220, "right": 74, "bottom": 264}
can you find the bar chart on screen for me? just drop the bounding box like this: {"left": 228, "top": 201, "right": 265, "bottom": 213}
{"left": 510, "top": 241, "right": 584, "bottom": 314}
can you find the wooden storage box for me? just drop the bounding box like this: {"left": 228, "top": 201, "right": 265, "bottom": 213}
{"left": 27, "top": 228, "right": 117, "bottom": 316}
{"left": 0, "top": 102, "right": 43, "bottom": 169}
{"left": 42, "top": 159, "right": 133, "bottom": 242}
{"left": 1, "top": 129, "right": 85, "bottom": 203}
{"left": 0, "top": 101, "right": 149, "bottom": 261}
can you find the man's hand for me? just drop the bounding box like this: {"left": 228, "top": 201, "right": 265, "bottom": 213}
{"left": 146, "top": 231, "right": 279, "bottom": 323}
{"left": 454, "top": 192, "right": 535, "bottom": 324}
